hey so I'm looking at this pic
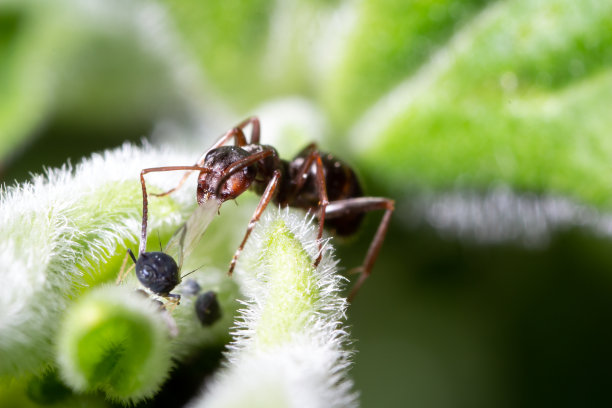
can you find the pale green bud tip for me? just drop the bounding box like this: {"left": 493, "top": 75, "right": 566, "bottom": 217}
{"left": 57, "top": 285, "right": 173, "bottom": 403}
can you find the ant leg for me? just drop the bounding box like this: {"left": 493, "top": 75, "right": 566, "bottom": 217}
{"left": 289, "top": 143, "right": 318, "bottom": 195}
{"left": 216, "top": 146, "right": 279, "bottom": 189}
{"left": 139, "top": 165, "right": 209, "bottom": 255}
{"left": 324, "top": 197, "right": 395, "bottom": 301}
{"left": 235, "top": 116, "right": 261, "bottom": 144}
{"left": 228, "top": 169, "right": 281, "bottom": 275}
{"left": 312, "top": 154, "right": 329, "bottom": 267}
{"left": 208, "top": 125, "right": 249, "bottom": 150}
{"left": 287, "top": 145, "right": 329, "bottom": 267}
{"left": 150, "top": 170, "right": 198, "bottom": 198}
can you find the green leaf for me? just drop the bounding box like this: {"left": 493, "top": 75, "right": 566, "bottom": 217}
{"left": 322, "top": 0, "right": 492, "bottom": 128}
{"left": 352, "top": 0, "right": 612, "bottom": 209}
{"left": 161, "top": 0, "right": 276, "bottom": 109}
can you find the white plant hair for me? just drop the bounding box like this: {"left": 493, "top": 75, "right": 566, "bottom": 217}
{"left": 0, "top": 142, "right": 196, "bottom": 375}
{"left": 190, "top": 208, "right": 358, "bottom": 408}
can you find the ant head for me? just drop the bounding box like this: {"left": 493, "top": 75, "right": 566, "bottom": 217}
{"left": 135, "top": 251, "right": 180, "bottom": 296}
{"left": 197, "top": 146, "right": 256, "bottom": 204}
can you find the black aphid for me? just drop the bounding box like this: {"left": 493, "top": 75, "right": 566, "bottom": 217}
{"left": 128, "top": 249, "right": 180, "bottom": 301}
{"left": 181, "top": 279, "right": 201, "bottom": 297}
{"left": 195, "top": 291, "right": 221, "bottom": 326}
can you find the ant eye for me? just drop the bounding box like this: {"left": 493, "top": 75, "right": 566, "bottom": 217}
{"left": 195, "top": 291, "right": 221, "bottom": 326}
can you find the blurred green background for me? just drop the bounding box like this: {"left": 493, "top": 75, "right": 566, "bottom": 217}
{"left": 2, "top": 0, "right": 612, "bottom": 406}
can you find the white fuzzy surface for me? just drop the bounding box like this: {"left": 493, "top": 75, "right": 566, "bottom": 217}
{"left": 0, "top": 142, "right": 196, "bottom": 375}
{"left": 190, "top": 208, "right": 358, "bottom": 408}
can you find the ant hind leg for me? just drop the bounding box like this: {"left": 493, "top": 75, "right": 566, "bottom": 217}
{"left": 324, "top": 197, "right": 394, "bottom": 302}
{"left": 288, "top": 146, "right": 329, "bottom": 268}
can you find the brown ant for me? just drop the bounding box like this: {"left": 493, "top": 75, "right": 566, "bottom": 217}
{"left": 138, "top": 117, "right": 394, "bottom": 301}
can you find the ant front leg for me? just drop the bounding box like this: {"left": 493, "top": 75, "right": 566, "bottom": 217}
{"left": 324, "top": 197, "right": 395, "bottom": 302}
{"left": 228, "top": 169, "right": 281, "bottom": 275}
{"left": 139, "top": 165, "right": 209, "bottom": 255}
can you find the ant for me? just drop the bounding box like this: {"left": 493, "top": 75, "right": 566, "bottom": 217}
{"left": 138, "top": 117, "right": 394, "bottom": 301}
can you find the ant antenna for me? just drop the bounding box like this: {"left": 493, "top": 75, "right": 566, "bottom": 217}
{"left": 180, "top": 263, "right": 206, "bottom": 280}
{"left": 127, "top": 248, "right": 138, "bottom": 264}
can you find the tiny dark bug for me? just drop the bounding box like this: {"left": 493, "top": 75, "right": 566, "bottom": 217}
{"left": 138, "top": 117, "right": 394, "bottom": 300}
{"left": 181, "top": 279, "right": 202, "bottom": 297}
{"left": 122, "top": 216, "right": 207, "bottom": 305}
{"left": 127, "top": 249, "right": 181, "bottom": 302}
{"left": 195, "top": 290, "right": 222, "bottom": 326}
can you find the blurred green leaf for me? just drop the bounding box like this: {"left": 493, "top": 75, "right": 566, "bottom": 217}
{"left": 0, "top": 0, "right": 196, "bottom": 168}
{"left": 322, "top": 0, "right": 493, "bottom": 128}
{"left": 162, "top": 0, "right": 276, "bottom": 108}
{"left": 354, "top": 0, "right": 612, "bottom": 208}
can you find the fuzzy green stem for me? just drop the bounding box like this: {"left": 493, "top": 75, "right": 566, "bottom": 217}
{"left": 191, "top": 209, "right": 357, "bottom": 408}
{"left": 254, "top": 219, "right": 320, "bottom": 348}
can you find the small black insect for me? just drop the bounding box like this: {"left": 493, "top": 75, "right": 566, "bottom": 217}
{"left": 181, "top": 279, "right": 202, "bottom": 297}
{"left": 195, "top": 291, "right": 221, "bottom": 326}
{"left": 127, "top": 249, "right": 180, "bottom": 301}
{"left": 122, "top": 220, "right": 205, "bottom": 305}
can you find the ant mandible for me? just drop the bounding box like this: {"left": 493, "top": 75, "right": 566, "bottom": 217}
{"left": 138, "top": 117, "right": 394, "bottom": 301}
